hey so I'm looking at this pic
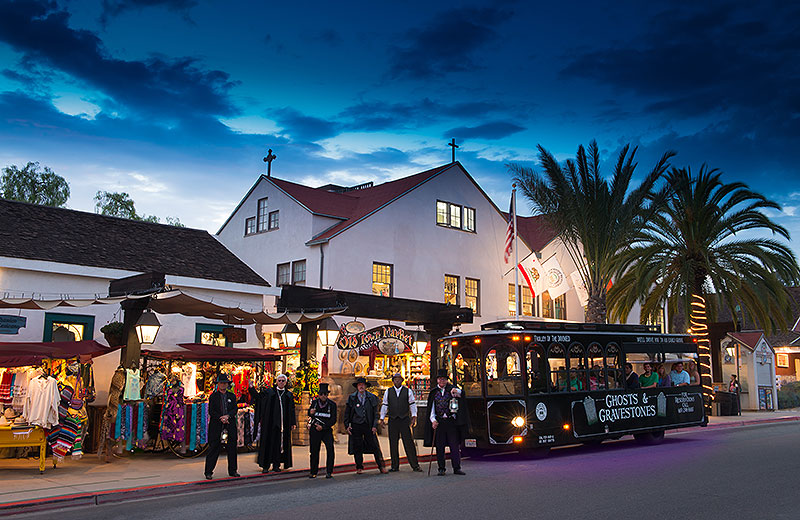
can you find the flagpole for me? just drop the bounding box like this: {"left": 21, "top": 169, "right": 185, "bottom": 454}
{"left": 513, "top": 185, "right": 520, "bottom": 317}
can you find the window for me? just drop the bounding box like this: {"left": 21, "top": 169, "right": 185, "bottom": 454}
{"left": 605, "top": 343, "right": 622, "bottom": 390}
{"left": 257, "top": 198, "right": 268, "bottom": 232}
{"left": 444, "top": 275, "right": 459, "bottom": 305}
{"left": 276, "top": 262, "right": 290, "bottom": 286}
{"left": 454, "top": 347, "right": 482, "bottom": 396}
{"left": 292, "top": 260, "right": 306, "bottom": 285}
{"left": 436, "top": 200, "right": 475, "bottom": 232}
{"left": 43, "top": 313, "right": 95, "bottom": 342}
{"left": 372, "top": 262, "right": 393, "bottom": 297}
{"left": 268, "top": 210, "right": 279, "bottom": 230}
{"left": 463, "top": 207, "right": 475, "bottom": 232}
{"left": 195, "top": 324, "right": 229, "bottom": 347}
{"left": 436, "top": 201, "right": 448, "bottom": 225}
{"left": 521, "top": 285, "right": 533, "bottom": 317}
{"left": 486, "top": 346, "right": 523, "bottom": 395}
{"left": 508, "top": 283, "right": 516, "bottom": 316}
{"left": 465, "top": 278, "right": 480, "bottom": 316}
{"left": 245, "top": 217, "right": 256, "bottom": 235}
{"left": 567, "top": 343, "right": 587, "bottom": 392}
{"left": 542, "top": 292, "right": 567, "bottom": 320}
{"left": 547, "top": 343, "right": 567, "bottom": 392}
{"left": 587, "top": 343, "right": 606, "bottom": 390}
{"left": 526, "top": 344, "right": 547, "bottom": 393}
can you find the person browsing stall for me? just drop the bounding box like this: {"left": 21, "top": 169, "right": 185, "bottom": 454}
{"left": 424, "top": 369, "right": 468, "bottom": 476}
{"left": 308, "top": 383, "right": 337, "bottom": 479}
{"left": 344, "top": 377, "right": 387, "bottom": 474}
{"left": 204, "top": 373, "right": 239, "bottom": 480}
{"left": 380, "top": 373, "right": 422, "bottom": 472}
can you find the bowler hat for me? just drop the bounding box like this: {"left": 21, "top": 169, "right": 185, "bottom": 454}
{"left": 436, "top": 368, "right": 449, "bottom": 379}
{"left": 216, "top": 373, "right": 232, "bottom": 384}
{"left": 318, "top": 383, "right": 330, "bottom": 395}
{"left": 352, "top": 376, "right": 372, "bottom": 388}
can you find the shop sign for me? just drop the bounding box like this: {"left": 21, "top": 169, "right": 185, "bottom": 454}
{"left": 336, "top": 324, "right": 414, "bottom": 355}
{"left": 0, "top": 315, "right": 26, "bottom": 335}
{"left": 223, "top": 327, "right": 247, "bottom": 343}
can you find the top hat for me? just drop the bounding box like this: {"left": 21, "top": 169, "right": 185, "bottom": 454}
{"left": 216, "top": 373, "right": 232, "bottom": 384}
{"left": 318, "top": 383, "right": 330, "bottom": 395}
{"left": 435, "top": 368, "right": 449, "bottom": 379}
{"left": 352, "top": 376, "right": 372, "bottom": 388}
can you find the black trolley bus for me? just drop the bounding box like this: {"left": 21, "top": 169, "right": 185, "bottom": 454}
{"left": 439, "top": 320, "right": 707, "bottom": 455}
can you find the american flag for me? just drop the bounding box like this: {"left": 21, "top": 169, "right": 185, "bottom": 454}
{"left": 504, "top": 191, "right": 515, "bottom": 264}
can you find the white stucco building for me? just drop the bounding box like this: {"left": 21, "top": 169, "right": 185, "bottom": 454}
{"left": 721, "top": 331, "right": 778, "bottom": 411}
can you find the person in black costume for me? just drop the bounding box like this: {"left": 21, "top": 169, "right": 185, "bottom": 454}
{"left": 307, "top": 383, "right": 337, "bottom": 478}
{"left": 344, "top": 377, "right": 387, "bottom": 474}
{"left": 424, "top": 369, "right": 468, "bottom": 476}
{"left": 204, "top": 373, "right": 239, "bottom": 479}
{"left": 252, "top": 373, "right": 296, "bottom": 472}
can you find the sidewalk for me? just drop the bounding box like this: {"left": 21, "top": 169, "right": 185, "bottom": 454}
{"left": 2, "top": 410, "right": 798, "bottom": 512}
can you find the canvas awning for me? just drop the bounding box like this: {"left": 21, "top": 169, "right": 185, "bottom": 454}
{"left": 142, "top": 343, "right": 289, "bottom": 362}
{"left": 0, "top": 340, "right": 120, "bottom": 367}
{"left": 0, "top": 289, "right": 345, "bottom": 325}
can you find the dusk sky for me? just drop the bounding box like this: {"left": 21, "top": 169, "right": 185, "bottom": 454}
{"left": 1, "top": 0, "right": 798, "bottom": 255}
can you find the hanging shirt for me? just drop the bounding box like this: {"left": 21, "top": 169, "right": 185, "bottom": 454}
{"left": 124, "top": 369, "right": 141, "bottom": 401}
{"left": 182, "top": 364, "right": 198, "bottom": 398}
{"left": 24, "top": 376, "right": 60, "bottom": 428}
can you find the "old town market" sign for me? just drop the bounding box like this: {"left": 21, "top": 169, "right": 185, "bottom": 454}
{"left": 336, "top": 323, "right": 415, "bottom": 355}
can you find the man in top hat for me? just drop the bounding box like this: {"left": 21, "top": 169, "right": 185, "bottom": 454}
{"left": 204, "top": 373, "right": 239, "bottom": 479}
{"left": 424, "top": 368, "right": 468, "bottom": 476}
{"left": 380, "top": 373, "right": 422, "bottom": 472}
{"left": 344, "top": 377, "right": 387, "bottom": 474}
{"left": 308, "top": 383, "right": 337, "bottom": 478}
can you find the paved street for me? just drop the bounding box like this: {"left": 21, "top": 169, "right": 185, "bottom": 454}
{"left": 10, "top": 422, "right": 800, "bottom": 520}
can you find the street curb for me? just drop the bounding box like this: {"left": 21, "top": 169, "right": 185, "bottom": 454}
{"left": 685, "top": 415, "right": 800, "bottom": 432}
{"left": 0, "top": 454, "right": 435, "bottom": 515}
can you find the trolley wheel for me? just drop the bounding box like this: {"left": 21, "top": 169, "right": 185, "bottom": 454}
{"left": 634, "top": 430, "right": 665, "bottom": 445}
{"left": 520, "top": 447, "right": 550, "bottom": 459}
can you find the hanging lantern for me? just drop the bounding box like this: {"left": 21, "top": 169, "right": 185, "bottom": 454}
{"left": 316, "top": 317, "right": 340, "bottom": 347}
{"left": 413, "top": 331, "right": 429, "bottom": 355}
{"left": 280, "top": 323, "right": 301, "bottom": 348}
{"left": 135, "top": 310, "right": 161, "bottom": 345}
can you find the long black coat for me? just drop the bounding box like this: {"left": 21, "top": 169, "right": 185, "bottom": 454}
{"left": 423, "top": 384, "right": 468, "bottom": 447}
{"left": 251, "top": 386, "right": 296, "bottom": 468}
{"left": 343, "top": 390, "right": 381, "bottom": 455}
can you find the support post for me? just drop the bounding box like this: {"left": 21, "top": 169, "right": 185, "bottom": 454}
{"left": 299, "top": 322, "right": 318, "bottom": 363}
{"left": 120, "top": 298, "right": 149, "bottom": 369}
{"left": 424, "top": 323, "right": 451, "bottom": 379}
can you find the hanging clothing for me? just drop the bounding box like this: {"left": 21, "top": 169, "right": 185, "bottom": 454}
{"left": 12, "top": 369, "right": 33, "bottom": 412}
{"left": 144, "top": 371, "right": 167, "bottom": 398}
{"left": 123, "top": 368, "right": 141, "bottom": 401}
{"left": 182, "top": 364, "right": 198, "bottom": 398}
{"left": 23, "top": 375, "right": 60, "bottom": 428}
{"left": 0, "top": 371, "right": 12, "bottom": 404}
{"left": 160, "top": 385, "right": 186, "bottom": 442}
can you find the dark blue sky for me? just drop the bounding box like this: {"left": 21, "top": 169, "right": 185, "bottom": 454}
{"left": 0, "top": 0, "right": 798, "bottom": 253}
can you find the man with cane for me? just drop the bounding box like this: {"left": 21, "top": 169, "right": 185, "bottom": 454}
{"left": 424, "top": 368, "right": 467, "bottom": 476}
{"left": 204, "top": 373, "right": 239, "bottom": 479}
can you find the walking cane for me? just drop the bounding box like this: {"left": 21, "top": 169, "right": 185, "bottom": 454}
{"left": 427, "top": 426, "right": 437, "bottom": 476}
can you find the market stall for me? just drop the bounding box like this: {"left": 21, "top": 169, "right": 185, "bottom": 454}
{"left": 0, "top": 340, "right": 118, "bottom": 473}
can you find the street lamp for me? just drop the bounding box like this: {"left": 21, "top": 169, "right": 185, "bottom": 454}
{"left": 413, "top": 331, "right": 430, "bottom": 355}
{"left": 316, "top": 317, "right": 340, "bottom": 347}
{"left": 725, "top": 344, "right": 736, "bottom": 359}
{"left": 135, "top": 310, "right": 161, "bottom": 345}
{"left": 280, "top": 323, "right": 301, "bottom": 348}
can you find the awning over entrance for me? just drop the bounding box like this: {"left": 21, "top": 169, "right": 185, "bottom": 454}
{"left": 0, "top": 289, "right": 345, "bottom": 325}
{"left": 0, "top": 340, "right": 120, "bottom": 367}
{"left": 142, "top": 343, "right": 290, "bottom": 362}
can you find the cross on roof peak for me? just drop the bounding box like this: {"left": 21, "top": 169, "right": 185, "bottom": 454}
{"left": 263, "top": 149, "right": 277, "bottom": 177}
{"left": 448, "top": 138, "right": 459, "bottom": 163}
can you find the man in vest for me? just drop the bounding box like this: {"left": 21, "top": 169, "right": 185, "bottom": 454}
{"left": 308, "top": 383, "right": 336, "bottom": 479}
{"left": 380, "top": 373, "right": 422, "bottom": 472}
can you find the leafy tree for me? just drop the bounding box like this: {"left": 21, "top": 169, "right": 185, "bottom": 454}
{"left": 94, "top": 190, "right": 184, "bottom": 226}
{"left": 509, "top": 140, "right": 674, "bottom": 323}
{"left": 608, "top": 166, "right": 800, "bottom": 406}
{"left": 1, "top": 162, "right": 70, "bottom": 207}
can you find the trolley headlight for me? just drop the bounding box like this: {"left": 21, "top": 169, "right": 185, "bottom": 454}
{"left": 511, "top": 416, "right": 525, "bottom": 428}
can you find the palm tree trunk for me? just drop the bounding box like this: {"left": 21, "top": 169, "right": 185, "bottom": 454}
{"left": 585, "top": 292, "right": 606, "bottom": 323}
{"left": 689, "top": 293, "right": 713, "bottom": 415}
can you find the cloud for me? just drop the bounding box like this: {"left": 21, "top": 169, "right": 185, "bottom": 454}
{"left": 0, "top": 0, "right": 238, "bottom": 126}
{"left": 388, "top": 6, "right": 513, "bottom": 79}
{"left": 100, "top": 0, "right": 197, "bottom": 24}
{"left": 339, "top": 98, "right": 506, "bottom": 132}
{"left": 444, "top": 121, "right": 525, "bottom": 140}
{"left": 271, "top": 108, "right": 342, "bottom": 142}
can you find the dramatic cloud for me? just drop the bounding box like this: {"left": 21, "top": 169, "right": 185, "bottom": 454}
{"left": 0, "top": 0, "right": 237, "bottom": 125}
{"left": 271, "top": 108, "right": 342, "bottom": 142}
{"left": 100, "top": 0, "right": 197, "bottom": 24}
{"left": 339, "top": 98, "right": 507, "bottom": 132}
{"left": 388, "top": 6, "right": 513, "bottom": 79}
{"left": 444, "top": 121, "right": 525, "bottom": 140}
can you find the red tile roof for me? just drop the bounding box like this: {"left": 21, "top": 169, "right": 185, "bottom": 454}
{"left": 268, "top": 163, "right": 455, "bottom": 243}
{"left": 501, "top": 213, "right": 559, "bottom": 252}
{"left": 728, "top": 331, "right": 766, "bottom": 351}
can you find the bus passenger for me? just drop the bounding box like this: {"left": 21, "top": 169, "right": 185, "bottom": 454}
{"left": 568, "top": 370, "right": 583, "bottom": 391}
{"left": 639, "top": 363, "right": 658, "bottom": 388}
{"left": 656, "top": 364, "right": 671, "bottom": 387}
{"left": 670, "top": 362, "right": 690, "bottom": 387}
{"left": 589, "top": 367, "right": 603, "bottom": 390}
{"left": 624, "top": 363, "right": 640, "bottom": 389}
{"left": 686, "top": 361, "right": 701, "bottom": 386}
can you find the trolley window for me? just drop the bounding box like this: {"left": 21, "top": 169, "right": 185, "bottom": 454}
{"left": 567, "top": 342, "right": 587, "bottom": 392}
{"left": 486, "top": 345, "right": 523, "bottom": 396}
{"left": 547, "top": 343, "right": 567, "bottom": 392}
{"left": 454, "top": 347, "right": 482, "bottom": 396}
{"left": 526, "top": 343, "right": 547, "bottom": 394}
{"left": 605, "top": 343, "right": 622, "bottom": 390}
{"left": 587, "top": 342, "right": 605, "bottom": 390}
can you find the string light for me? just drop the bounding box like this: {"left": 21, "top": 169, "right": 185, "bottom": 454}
{"left": 690, "top": 294, "right": 713, "bottom": 412}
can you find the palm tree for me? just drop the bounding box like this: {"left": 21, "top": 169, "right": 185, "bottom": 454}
{"left": 608, "top": 165, "right": 800, "bottom": 406}
{"left": 510, "top": 140, "right": 675, "bottom": 323}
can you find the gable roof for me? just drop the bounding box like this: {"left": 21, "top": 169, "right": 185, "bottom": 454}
{"left": 0, "top": 199, "right": 269, "bottom": 287}
{"left": 727, "top": 331, "right": 767, "bottom": 351}
{"left": 501, "top": 213, "right": 559, "bottom": 252}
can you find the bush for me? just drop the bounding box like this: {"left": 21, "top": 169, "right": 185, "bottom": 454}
{"left": 777, "top": 382, "right": 800, "bottom": 409}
